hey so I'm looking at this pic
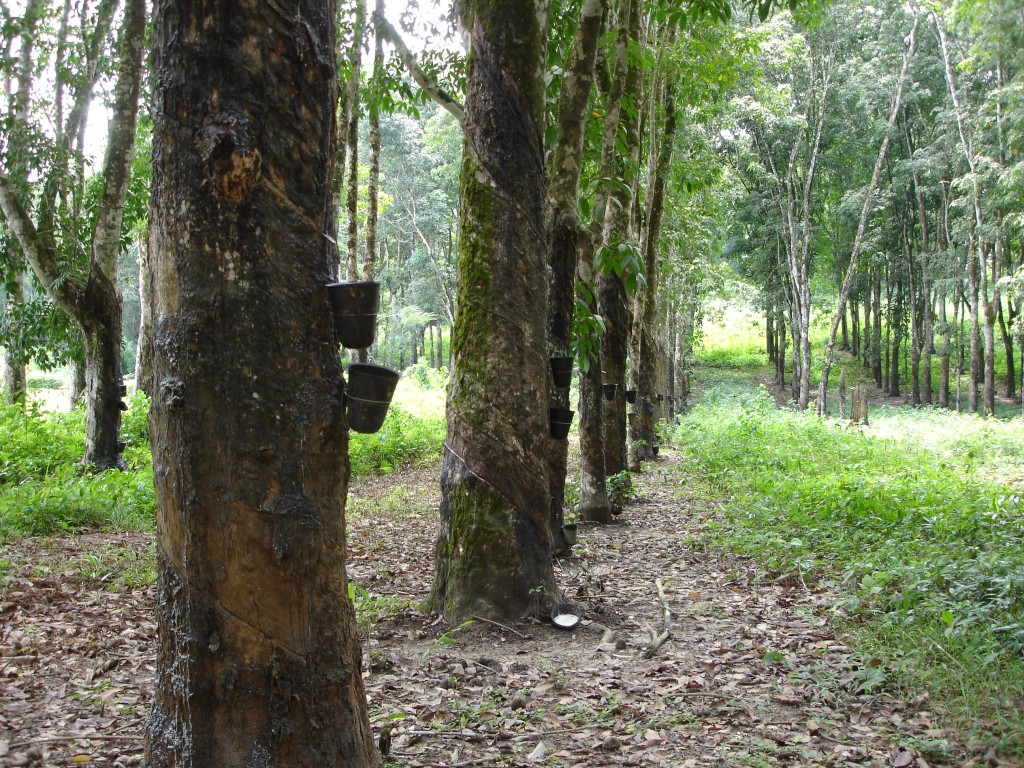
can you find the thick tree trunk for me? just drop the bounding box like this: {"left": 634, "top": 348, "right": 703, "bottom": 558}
{"left": 145, "top": 2, "right": 380, "bottom": 766}
{"left": 430, "top": 0, "right": 558, "bottom": 620}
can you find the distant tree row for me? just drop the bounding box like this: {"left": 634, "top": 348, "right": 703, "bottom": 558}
{"left": 724, "top": 0, "right": 1024, "bottom": 415}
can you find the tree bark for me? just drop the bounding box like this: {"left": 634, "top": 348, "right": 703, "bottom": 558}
{"left": 2, "top": 273, "right": 27, "bottom": 405}
{"left": 134, "top": 230, "right": 154, "bottom": 396}
{"left": 546, "top": 0, "right": 609, "bottom": 536}
{"left": 363, "top": 0, "right": 384, "bottom": 287}
{"left": 345, "top": 0, "right": 366, "bottom": 282}
{"left": 631, "top": 25, "right": 677, "bottom": 467}
{"left": 145, "top": 1, "right": 380, "bottom": 766}
{"left": 1, "top": 0, "right": 44, "bottom": 408}
{"left": 598, "top": 0, "right": 642, "bottom": 474}
{"left": 430, "top": 0, "right": 558, "bottom": 620}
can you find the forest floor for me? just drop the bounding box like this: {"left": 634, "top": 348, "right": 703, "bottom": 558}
{"left": 0, "top": 455, "right": 1002, "bottom": 768}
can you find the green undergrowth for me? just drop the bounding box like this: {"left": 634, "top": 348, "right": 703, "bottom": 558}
{"left": 349, "top": 375, "right": 446, "bottom": 478}
{"left": 0, "top": 394, "right": 156, "bottom": 540}
{"left": 669, "top": 369, "right": 1024, "bottom": 755}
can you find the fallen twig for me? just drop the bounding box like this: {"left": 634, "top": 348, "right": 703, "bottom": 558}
{"left": 470, "top": 615, "right": 527, "bottom": 639}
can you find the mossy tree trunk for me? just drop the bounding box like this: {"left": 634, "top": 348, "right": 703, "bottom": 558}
{"left": 431, "top": 0, "right": 558, "bottom": 620}
{"left": 144, "top": 1, "right": 380, "bottom": 765}
{"left": 631, "top": 31, "right": 677, "bottom": 467}
{"left": 546, "top": 0, "right": 610, "bottom": 541}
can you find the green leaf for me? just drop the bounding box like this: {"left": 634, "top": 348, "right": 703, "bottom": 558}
{"left": 545, "top": 124, "right": 559, "bottom": 149}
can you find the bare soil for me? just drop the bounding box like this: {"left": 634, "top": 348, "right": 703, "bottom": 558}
{"left": 0, "top": 454, "right": 1000, "bottom": 767}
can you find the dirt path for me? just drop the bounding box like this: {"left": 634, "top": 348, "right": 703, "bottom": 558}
{"left": 1, "top": 455, "right": 969, "bottom": 767}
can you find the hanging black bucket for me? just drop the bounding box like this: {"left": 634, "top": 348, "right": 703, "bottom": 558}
{"left": 549, "top": 407, "right": 574, "bottom": 440}
{"left": 652, "top": 445, "right": 660, "bottom": 457}
{"left": 657, "top": 394, "right": 664, "bottom": 402}
{"left": 602, "top": 383, "right": 617, "bottom": 401}
{"left": 550, "top": 356, "right": 574, "bottom": 388}
{"left": 625, "top": 389, "right": 637, "bottom": 404}
{"left": 345, "top": 363, "right": 400, "bottom": 434}
{"left": 327, "top": 281, "right": 381, "bottom": 349}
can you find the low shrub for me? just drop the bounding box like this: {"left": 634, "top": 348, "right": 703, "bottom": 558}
{"left": 349, "top": 402, "right": 445, "bottom": 477}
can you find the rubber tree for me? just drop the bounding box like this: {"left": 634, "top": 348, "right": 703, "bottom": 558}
{"left": 430, "top": 0, "right": 559, "bottom": 620}
{"left": 0, "top": 0, "right": 144, "bottom": 470}
{"left": 597, "top": 0, "right": 644, "bottom": 479}
{"left": 1, "top": 0, "right": 45, "bottom": 407}
{"left": 816, "top": 8, "right": 919, "bottom": 414}
{"left": 630, "top": 22, "right": 678, "bottom": 467}
{"left": 144, "top": 0, "right": 380, "bottom": 765}
{"left": 546, "top": 0, "right": 611, "bottom": 536}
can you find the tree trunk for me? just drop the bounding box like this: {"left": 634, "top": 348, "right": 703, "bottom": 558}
{"left": 545, "top": 0, "right": 609, "bottom": 540}
{"left": 363, "top": 0, "right": 383, "bottom": 286}
{"left": 2, "top": 0, "right": 45, "bottom": 409}
{"left": 345, "top": 0, "right": 365, "bottom": 282}
{"left": 968, "top": 247, "right": 980, "bottom": 414}
{"left": 851, "top": 384, "right": 869, "bottom": 425}
{"left": 0, "top": 0, "right": 143, "bottom": 469}
{"left": 430, "top": 0, "right": 558, "bottom": 620}
{"left": 889, "top": 273, "right": 902, "bottom": 397}
{"left": 939, "top": 291, "right": 950, "bottom": 408}
{"left": 598, "top": 0, "right": 642, "bottom": 474}
{"left": 134, "top": 230, "right": 154, "bottom": 396}
{"left": 145, "top": 1, "right": 380, "bottom": 765}
{"left": 2, "top": 272, "right": 27, "bottom": 405}
{"left": 982, "top": 243, "right": 996, "bottom": 415}
{"left": 998, "top": 295, "right": 1015, "bottom": 399}
{"left": 69, "top": 359, "right": 86, "bottom": 409}
{"left": 631, "top": 32, "right": 677, "bottom": 467}
{"left": 872, "top": 271, "right": 883, "bottom": 386}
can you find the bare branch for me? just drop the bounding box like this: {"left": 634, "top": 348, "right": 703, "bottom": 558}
{"left": 372, "top": 9, "right": 465, "bottom": 127}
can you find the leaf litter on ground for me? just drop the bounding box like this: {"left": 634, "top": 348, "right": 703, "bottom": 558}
{"left": 1, "top": 455, "right": 1013, "bottom": 767}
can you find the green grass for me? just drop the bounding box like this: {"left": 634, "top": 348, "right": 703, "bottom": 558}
{"left": 0, "top": 368, "right": 445, "bottom": 539}
{"left": 669, "top": 369, "right": 1024, "bottom": 755}
{"left": 0, "top": 396, "right": 156, "bottom": 540}
{"left": 698, "top": 304, "right": 768, "bottom": 369}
